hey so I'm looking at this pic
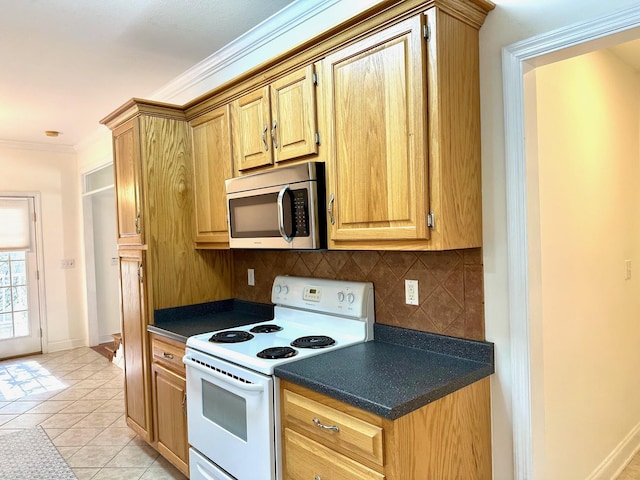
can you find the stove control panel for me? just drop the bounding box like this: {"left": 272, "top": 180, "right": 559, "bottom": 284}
{"left": 271, "top": 275, "right": 374, "bottom": 319}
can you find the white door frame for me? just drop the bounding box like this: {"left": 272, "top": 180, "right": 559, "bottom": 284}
{"left": 502, "top": 5, "right": 640, "bottom": 479}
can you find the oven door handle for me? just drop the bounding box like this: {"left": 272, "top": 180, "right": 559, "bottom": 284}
{"left": 277, "top": 185, "right": 294, "bottom": 243}
{"left": 183, "top": 356, "right": 266, "bottom": 394}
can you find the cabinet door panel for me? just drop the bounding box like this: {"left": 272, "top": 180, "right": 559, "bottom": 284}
{"left": 152, "top": 363, "right": 189, "bottom": 476}
{"left": 113, "top": 119, "right": 144, "bottom": 245}
{"left": 191, "top": 105, "right": 233, "bottom": 246}
{"left": 232, "top": 87, "right": 272, "bottom": 173}
{"left": 271, "top": 64, "right": 318, "bottom": 163}
{"left": 119, "top": 251, "right": 151, "bottom": 441}
{"left": 323, "top": 15, "right": 428, "bottom": 243}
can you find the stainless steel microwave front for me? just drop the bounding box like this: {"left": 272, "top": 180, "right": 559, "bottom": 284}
{"left": 225, "top": 162, "right": 326, "bottom": 249}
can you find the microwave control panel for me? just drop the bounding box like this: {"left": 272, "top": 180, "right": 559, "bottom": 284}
{"left": 292, "top": 189, "right": 309, "bottom": 237}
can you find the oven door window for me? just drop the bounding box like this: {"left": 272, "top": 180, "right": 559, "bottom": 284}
{"left": 202, "top": 379, "right": 247, "bottom": 441}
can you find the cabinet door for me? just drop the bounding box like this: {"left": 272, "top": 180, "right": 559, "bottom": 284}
{"left": 113, "top": 119, "right": 144, "bottom": 246}
{"left": 119, "top": 250, "right": 152, "bottom": 442}
{"left": 322, "top": 15, "right": 429, "bottom": 246}
{"left": 152, "top": 363, "right": 189, "bottom": 477}
{"left": 271, "top": 64, "right": 318, "bottom": 164}
{"left": 191, "top": 105, "right": 233, "bottom": 247}
{"left": 232, "top": 86, "right": 272, "bottom": 173}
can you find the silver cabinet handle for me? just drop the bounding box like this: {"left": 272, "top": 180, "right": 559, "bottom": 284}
{"left": 162, "top": 352, "right": 174, "bottom": 359}
{"left": 327, "top": 194, "right": 335, "bottom": 225}
{"left": 315, "top": 476, "right": 321, "bottom": 480}
{"left": 182, "top": 393, "right": 187, "bottom": 415}
{"left": 271, "top": 120, "right": 278, "bottom": 149}
{"left": 277, "top": 185, "right": 293, "bottom": 243}
{"left": 138, "top": 262, "right": 143, "bottom": 283}
{"left": 135, "top": 212, "right": 141, "bottom": 234}
{"left": 262, "top": 124, "right": 269, "bottom": 151}
{"left": 312, "top": 417, "right": 339, "bottom": 432}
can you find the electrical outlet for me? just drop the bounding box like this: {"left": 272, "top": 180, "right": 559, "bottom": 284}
{"left": 248, "top": 268, "right": 255, "bottom": 286}
{"left": 405, "top": 279, "right": 419, "bottom": 305}
{"left": 60, "top": 259, "right": 75, "bottom": 269}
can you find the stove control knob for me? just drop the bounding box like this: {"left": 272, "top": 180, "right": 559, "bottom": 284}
{"left": 274, "top": 284, "right": 282, "bottom": 294}
{"left": 347, "top": 293, "right": 355, "bottom": 304}
{"left": 281, "top": 285, "right": 289, "bottom": 294}
{"left": 337, "top": 291, "right": 345, "bottom": 302}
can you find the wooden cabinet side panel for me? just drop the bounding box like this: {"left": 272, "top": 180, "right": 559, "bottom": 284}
{"left": 113, "top": 119, "right": 144, "bottom": 246}
{"left": 119, "top": 251, "right": 152, "bottom": 442}
{"left": 271, "top": 64, "right": 318, "bottom": 163}
{"left": 324, "top": 15, "right": 428, "bottom": 244}
{"left": 384, "top": 378, "right": 492, "bottom": 480}
{"left": 140, "top": 116, "right": 232, "bottom": 309}
{"left": 191, "top": 105, "right": 233, "bottom": 246}
{"left": 427, "top": 10, "right": 482, "bottom": 249}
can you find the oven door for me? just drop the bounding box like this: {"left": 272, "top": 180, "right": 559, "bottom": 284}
{"left": 184, "top": 348, "right": 275, "bottom": 480}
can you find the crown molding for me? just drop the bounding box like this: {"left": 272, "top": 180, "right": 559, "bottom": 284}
{"left": 0, "top": 138, "right": 77, "bottom": 155}
{"left": 150, "top": 0, "right": 342, "bottom": 103}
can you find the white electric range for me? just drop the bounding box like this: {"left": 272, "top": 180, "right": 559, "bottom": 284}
{"left": 184, "top": 275, "right": 375, "bottom": 480}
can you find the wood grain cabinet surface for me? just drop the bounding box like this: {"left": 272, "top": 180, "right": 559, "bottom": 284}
{"left": 280, "top": 378, "right": 492, "bottom": 480}
{"left": 190, "top": 105, "right": 234, "bottom": 248}
{"left": 322, "top": 6, "right": 486, "bottom": 250}
{"left": 231, "top": 64, "right": 319, "bottom": 175}
{"left": 150, "top": 334, "right": 189, "bottom": 477}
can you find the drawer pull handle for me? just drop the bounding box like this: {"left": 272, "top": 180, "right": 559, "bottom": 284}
{"left": 315, "top": 476, "right": 321, "bottom": 480}
{"left": 312, "top": 417, "right": 339, "bottom": 432}
{"left": 162, "top": 352, "right": 174, "bottom": 359}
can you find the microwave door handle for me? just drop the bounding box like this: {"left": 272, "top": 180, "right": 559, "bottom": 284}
{"left": 277, "top": 185, "right": 294, "bottom": 243}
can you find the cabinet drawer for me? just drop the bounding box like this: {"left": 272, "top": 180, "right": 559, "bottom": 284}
{"left": 282, "top": 388, "right": 384, "bottom": 466}
{"left": 151, "top": 336, "right": 185, "bottom": 376}
{"left": 284, "top": 428, "right": 384, "bottom": 480}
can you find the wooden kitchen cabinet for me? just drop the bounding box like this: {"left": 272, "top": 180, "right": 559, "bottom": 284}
{"left": 101, "top": 100, "right": 232, "bottom": 463}
{"left": 113, "top": 119, "right": 144, "bottom": 246}
{"left": 190, "top": 104, "right": 234, "bottom": 248}
{"left": 322, "top": 7, "right": 484, "bottom": 250}
{"left": 119, "top": 250, "right": 152, "bottom": 442}
{"left": 150, "top": 334, "right": 189, "bottom": 477}
{"left": 280, "top": 378, "right": 492, "bottom": 480}
{"left": 231, "top": 64, "right": 319, "bottom": 175}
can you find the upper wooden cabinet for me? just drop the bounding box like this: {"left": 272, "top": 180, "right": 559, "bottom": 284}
{"left": 190, "top": 105, "right": 233, "bottom": 248}
{"left": 231, "top": 64, "right": 319, "bottom": 175}
{"left": 321, "top": 7, "right": 485, "bottom": 250}
{"left": 113, "top": 119, "right": 144, "bottom": 246}
{"left": 321, "top": 15, "right": 428, "bottom": 247}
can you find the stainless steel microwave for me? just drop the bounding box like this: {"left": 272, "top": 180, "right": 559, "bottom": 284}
{"left": 225, "top": 162, "right": 326, "bottom": 249}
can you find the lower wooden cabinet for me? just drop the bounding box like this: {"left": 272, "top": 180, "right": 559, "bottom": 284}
{"left": 150, "top": 334, "right": 189, "bottom": 477}
{"left": 280, "top": 378, "right": 492, "bottom": 480}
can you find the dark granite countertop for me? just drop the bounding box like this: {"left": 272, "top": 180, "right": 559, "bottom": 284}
{"left": 274, "top": 324, "right": 494, "bottom": 420}
{"left": 149, "top": 299, "right": 274, "bottom": 343}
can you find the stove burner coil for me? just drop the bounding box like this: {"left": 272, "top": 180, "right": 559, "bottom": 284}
{"left": 257, "top": 346, "right": 298, "bottom": 359}
{"left": 208, "top": 330, "right": 254, "bottom": 343}
{"left": 249, "top": 324, "right": 283, "bottom": 334}
{"left": 290, "top": 335, "right": 336, "bottom": 349}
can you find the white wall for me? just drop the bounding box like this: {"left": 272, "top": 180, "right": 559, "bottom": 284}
{"left": 0, "top": 146, "right": 86, "bottom": 351}
{"left": 480, "top": 1, "right": 640, "bottom": 478}
{"left": 533, "top": 49, "right": 640, "bottom": 479}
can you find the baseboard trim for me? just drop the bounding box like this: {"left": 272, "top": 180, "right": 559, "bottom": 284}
{"left": 587, "top": 422, "right": 640, "bottom": 480}
{"left": 47, "top": 338, "right": 85, "bottom": 353}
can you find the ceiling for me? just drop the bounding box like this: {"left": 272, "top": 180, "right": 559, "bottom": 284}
{"left": 0, "top": 0, "right": 295, "bottom": 148}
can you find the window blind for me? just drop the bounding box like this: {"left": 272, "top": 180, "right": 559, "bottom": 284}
{"left": 0, "top": 198, "right": 32, "bottom": 251}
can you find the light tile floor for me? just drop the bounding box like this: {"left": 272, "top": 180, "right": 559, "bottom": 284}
{"left": 0, "top": 347, "right": 187, "bottom": 480}
{"left": 619, "top": 453, "right": 640, "bottom": 480}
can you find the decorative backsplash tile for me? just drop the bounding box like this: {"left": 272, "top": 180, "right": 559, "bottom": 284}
{"left": 231, "top": 248, "right": 485, "bottom": 341}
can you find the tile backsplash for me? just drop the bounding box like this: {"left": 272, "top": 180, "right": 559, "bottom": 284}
{"left": 231, "top": 248, "right": 484, "bottom": 341}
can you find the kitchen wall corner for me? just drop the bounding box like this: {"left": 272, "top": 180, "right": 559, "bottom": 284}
{"left": 231, "top": 248, "right": 485, "bottom": 341}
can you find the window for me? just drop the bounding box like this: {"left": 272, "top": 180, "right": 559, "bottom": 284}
{"left": 0, "top": 251, "right": 29, "bottom": 339}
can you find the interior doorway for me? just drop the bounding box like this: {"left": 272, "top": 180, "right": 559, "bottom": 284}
{"left": 502, "top": 6, "right": 640, "bottom": 480}
{"left": 82, "top": 164, "right": 119, "bottom": 347}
